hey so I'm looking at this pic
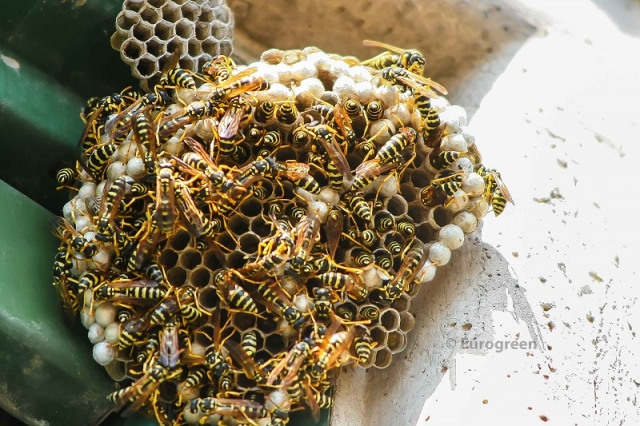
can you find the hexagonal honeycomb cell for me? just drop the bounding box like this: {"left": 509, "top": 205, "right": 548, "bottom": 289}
{"left": 112, "top": 0, "right": 234, "bottom": 90}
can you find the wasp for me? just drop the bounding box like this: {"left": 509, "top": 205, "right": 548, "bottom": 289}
{"left": 95, "top": 278, "right": 167, "bottom": 302}
{"left": 178, "top": 138, "right": 237, "bottom": 193}
{"left": 375, "top": 127, "right": 417, "bottom": 164}
{"left": 325, "top": 208, "right": 344, "bottom": 259}
{"left": 342, "top": 192, "right": 372, "bottom": 222}
{"left": 254, "top": 100, "right": 275, "bottom": 123}
{"left": 307, "top": 124, "right": 354, "bottom": 183}
{"left": 189, "top": 396, "right": 269, "bottom": 424}
{"left": 364, "top": 100, "right": 384, "bottom": 121}
{"left": 213, "top": 269, "right": 260, "bottom": 315}
{"left": 154, "top": 161, "right": 177, "bottom": 235}
{"left": 381, "top": 242, "right": 428, "bottom": 303}
{"left": 419, "top": 184, "right": 448, "bottom": 208}
{"left": 362, "top": 40, "right": 426, "bottom": 76}
{"left": 218, "top": 96, "right": 251, "bottom": 159}
{"left": 267, "top": 338, "right": 314, "bottom": 386}
{"left": 255, "top": 281, "right": 306, "bottom": 329}
{"left": 396, "top": 219, "right": 416, "bottom": 239}
{"left": 309, "top": 323, "right": 355, "bottom": 384}
{"left": 289, "top": 212, "right": 321, "bottom": 276}
{"left": 431, "top": 170, "right": 465, "bottom": 196}
{"left": 275, "top": 101, "right": 299, "bottom": 130}
{"left": 477, "top": 166, "right": 514, "bottom": 216}
{"left": 226, "top": 338, "right": 270, "bottom": 385}
{"left": 110, "top": 321, "right": 183, "bottom": 419}
{"left": 49, "top": 216, "right": 98, "bottom": 258}
{"left": 350, "top": 158, "right": 400, "bottom": 192}
{"left": 374, "top": 211, "right": 395, "bottom": 235}
{"left": 428, "top": 148, "right": 460, "bottom": 170}
{"left": 83, "top": 142, "right": 117, "bottom": 179}
{"left": 95, "top": 176, "right": 128, "bottom": 240}
{"left": 52, "top": 264, "right": 79, "bottom": 324}
{"left": 202, "top": 54, "right": 236, "bottom": 82}
{"left": 312, "top": 287, "right": 333, "bottom": 322}
{"left": 244, "top": 122, "right": 266, "bottom": 145}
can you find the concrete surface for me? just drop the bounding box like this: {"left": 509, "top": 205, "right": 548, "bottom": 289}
{"left": 230, "top": 0, "right": 640, "bottom": 424}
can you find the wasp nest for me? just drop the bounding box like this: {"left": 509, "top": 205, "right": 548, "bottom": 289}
{"left": 52, "top": 42, "right": 512, "bottom": 425}
{"left": 111, "top": 0, "right": 234, "bottom": 91}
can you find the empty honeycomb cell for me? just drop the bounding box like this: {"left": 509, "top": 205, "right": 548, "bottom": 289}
{"left": 161, "top": 2, "right": 182, "bottom": 22}
{"left": 387, "top": 330, "right": 407, "bottom": 354}
{"left": 228, "top": 214, "right": 250, "bottom": 236}
{"left": 190, "top": 267, "right": 211, "bottom": 288}
{"left": 232, "top": 312, "right": 256, "bottom": 331}
{"left": 124, "top": 0, "right": 145, "bottom": 12}
{"left": 390, "top": 293, "right": 411, "bottom": 312}
{"left": 415, "top": 223, "right": 435, "bottom": 245}
{"left": 140, "top": 5, "right": 161, "bottom": 24}
{"left": 410, "top": 168, "right": 430, "bottom": 188}
{"left": 199, "top": 7, "right": 214, "bottom": 23}
{"left": 194, "top": 325, "right": 214, "bottom": 346}
{"left": 202, "top": 250, "right": 223, "bottom": 271}
{"left": 399, "top": 312, "right": 416, "bottom": 333}
{"left": 121, "top": 38, "right": 145, "bottom": 61}
{"left": 373, "top": 348, "right": 393, "bottom": 369}
{"left": 239, "top": 197, "right": 262, "bottom": 218}
{"left": 407, "top": 203, "right": 428, "bottom": 225}
{"left": 198, "top": 287, "right": 218, "bottom": 310}
{"left": 170, "top": 230, "right": 191, "bottom": 251}
{"left": 265, "top": 333, "right": 286, "bottom": 355}
{"left": 214, "top": 231, "right": 235, "bottom": 252}
{"left": 148, "top": 0, "right": 169, "bottom": 7}
{"left": 239, "top": 233, "right": 260, "bottom": 254}
{"left": 400, "top": 183, "right": 416, "bottom": 203}
{"left": 379, "top": 308, "right": 401, "bottom": 332}
{"left": 104, "top": 361, "right": 127, "bottom": 382}
{"left": 132, "top": 21, "right": 154, "bottom": 42}
{"left": 146, "top": 36, "right": 166, "bottom": 57}
{"left": 256, "top": 315, "right": 278, "bottom": 334}
{"left": 202, "top": 37, "right": 220, "bottom": 56}
{"left": 180, "top": 250, "right": 202, "bottom": 269}
{"left": 250, "top": 216, "right": 272, "bottom": 237}
{"left": 226, "top": 251, "right": 246, "bottom": 269}
{"left": 135, "top": 54, "right": 159, "bottom": 78}
{"left": 166, "top": 266, "right": 187, "bottom": 287}
{"left": 370, "top": 326, "right": 387, "bottom": 347}
{"left": 181, "top": 1, "right": 201, "bottom": 21}
{"left": 159, "top": 250, "right": 179, "bottom": 269}
{"left": 212, "top": 3, "right": 231, "bottom": 21}
{"left": 194, "top": 22, "right": 212, "bottom": 41}
{"left": 387, "top": 195, "right": 408, "bottom": 217}
{"left": 427, "top": 205, "right": 454, "bottom": 230}
{"left": 178, "top": 55, "right": 196, "bottom": 71}
{"left": 158, "top": 381, "right": 178, "bottom": 403}
{"left": 188, "top": 38, "right": 202, "bottom": 56}
{"left": 273, "top": 146, "right": 296, "bottom": 162}
{"left": 211, "top": 20, "right": 229, "bottom": 40}
{"left": 175, "top": 18, "right": 195, "bottom": 38}
{"left": 117, "top": 9, "right": 141, "bottom": 31}
{"left": 155, "top": 20, "right": 176, "bottom": 40}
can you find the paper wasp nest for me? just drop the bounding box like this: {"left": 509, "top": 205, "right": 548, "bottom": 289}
{"left": 111, "top": 0, "right": 234, "bottom": 91}
{"left": 53, "top": 42, "right": 512, "bottom": 424}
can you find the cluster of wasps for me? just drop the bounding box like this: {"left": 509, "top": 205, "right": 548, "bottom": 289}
{"left": 51, "top": 40, "right": 512, "bottom": 425}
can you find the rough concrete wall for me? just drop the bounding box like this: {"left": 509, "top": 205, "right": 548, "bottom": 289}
{"left": 228, "top": 0, "right": 536, "bottom": 118}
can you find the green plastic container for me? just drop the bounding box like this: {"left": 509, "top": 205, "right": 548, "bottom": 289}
{"left": 0, "top": 1, "right": 327, "bottom": 425}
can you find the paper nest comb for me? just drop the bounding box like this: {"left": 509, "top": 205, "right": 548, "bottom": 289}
{"left": 53, "top": 40, "right": 509, "bottom": 425}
